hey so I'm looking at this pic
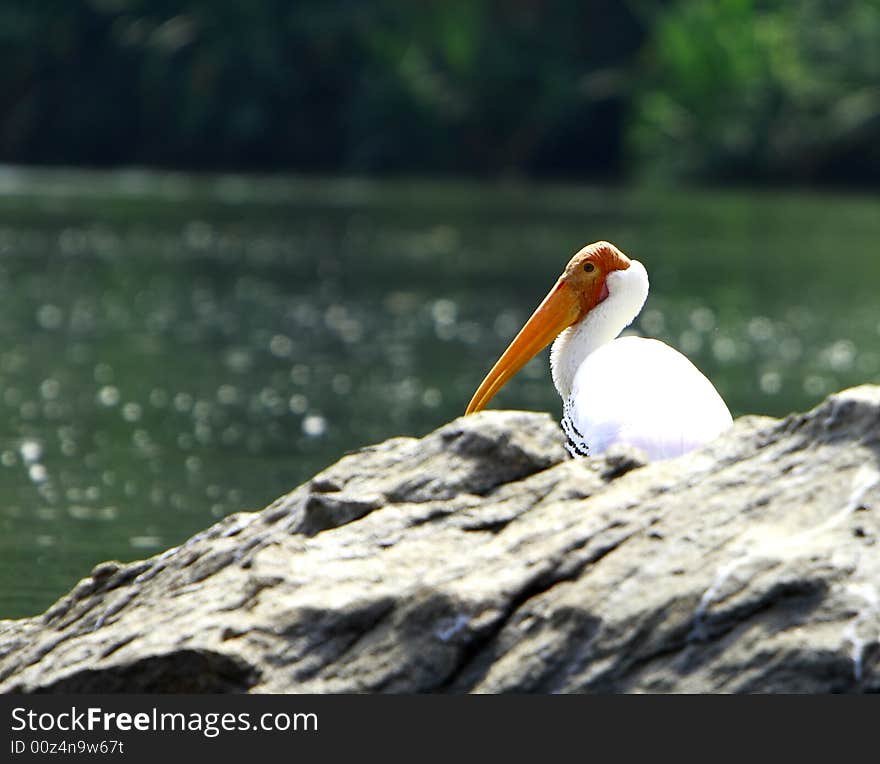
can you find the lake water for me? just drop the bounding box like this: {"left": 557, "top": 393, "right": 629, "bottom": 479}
{"left": 0, "top": 167, "right": 878, "bottom": 618}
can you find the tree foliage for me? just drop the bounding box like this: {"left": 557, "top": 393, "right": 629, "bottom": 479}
{"left": 1, "top": 0, "right": 878, "bottom": 183}
{"left": 633, "top": 0, "right": 880, "bottom": 183}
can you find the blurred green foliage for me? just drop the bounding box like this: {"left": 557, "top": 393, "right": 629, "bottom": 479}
{"left": 633, "top": 0, "right": 880, "bottom": 183}
{"left": 1, "top": 0, "right": 878, "bottom": 183}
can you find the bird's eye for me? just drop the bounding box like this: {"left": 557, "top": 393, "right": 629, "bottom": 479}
{"left": 583, "top": 263, "right": 595, "bottom": 273}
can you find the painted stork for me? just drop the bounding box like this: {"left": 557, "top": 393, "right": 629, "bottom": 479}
{"left": 465, "top": 241, "right": 732, "bottom": 460}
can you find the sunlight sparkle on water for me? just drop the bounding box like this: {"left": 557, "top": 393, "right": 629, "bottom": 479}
{"left": 302, "top": 415, "right": 327, "bottom": 437}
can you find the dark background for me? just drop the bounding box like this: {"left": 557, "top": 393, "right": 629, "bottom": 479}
{"left": 3, "top": 0, "right": 879, "bottom": 185}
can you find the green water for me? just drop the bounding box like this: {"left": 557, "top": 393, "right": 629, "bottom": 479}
{"left": 0, "top": 168, "right": 878, "bottom": 619}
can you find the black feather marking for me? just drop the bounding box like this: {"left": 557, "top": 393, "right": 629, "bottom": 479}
{"left": 561, "top": 401, "right": 590, "bottom": 457}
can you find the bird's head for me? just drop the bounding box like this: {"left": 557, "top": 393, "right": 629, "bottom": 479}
{"left": 464, "top": 241, "right": 632, "bottom": 415}
{"left": 559, "top": 241, "right": 633, "bottom": 315}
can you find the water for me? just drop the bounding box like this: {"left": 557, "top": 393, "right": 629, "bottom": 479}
{"left": 0, "top": 167, "right": 878, "bottom": 619}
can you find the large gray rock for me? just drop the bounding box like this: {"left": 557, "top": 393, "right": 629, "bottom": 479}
{"left": 1, "top": 389, "right": 878, "bottom": 693}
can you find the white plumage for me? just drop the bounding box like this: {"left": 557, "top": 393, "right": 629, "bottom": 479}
{"left": 551, "top": 257, "right": 732, "bottom": 460}
{"left": 465, "top": 241, "right": 733, "bottom": 461}
{"left": 562, "top": 336, "right": 732, "bottom": 459}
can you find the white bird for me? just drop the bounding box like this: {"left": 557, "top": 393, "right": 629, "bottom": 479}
{"left": 464, "top": 241, "right": 732, "bottom": 460}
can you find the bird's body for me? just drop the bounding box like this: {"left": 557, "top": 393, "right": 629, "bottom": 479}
{"left": 465, "top": 241, "right": 732, "bottom": 461}
{"left": 561, "top": 336, "right": 732, "bottom": 459}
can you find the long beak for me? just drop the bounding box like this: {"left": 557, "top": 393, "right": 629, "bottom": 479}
{"left": 465, "top": 279, "right": 582, "bottom": 414}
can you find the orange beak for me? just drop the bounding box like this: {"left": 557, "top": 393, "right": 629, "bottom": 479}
{"left": 465, "top": 279, "right": 582, "bottom": 414}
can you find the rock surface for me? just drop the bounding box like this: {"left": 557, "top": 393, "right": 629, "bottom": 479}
{"left": 1, "top": 388, "right": 879, "bottom": 693}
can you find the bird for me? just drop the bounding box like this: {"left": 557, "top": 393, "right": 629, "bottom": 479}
{"left": 464, "top": 241, "right": 732, "bottom": 460}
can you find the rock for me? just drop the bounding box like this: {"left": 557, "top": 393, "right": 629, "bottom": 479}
{"left": 1, "top": 389, "right": 879, "bottom": 693}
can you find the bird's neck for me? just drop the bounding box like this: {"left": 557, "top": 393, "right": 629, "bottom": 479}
{"left": 550, "top": 259, "right": 649, "bottom": 400}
